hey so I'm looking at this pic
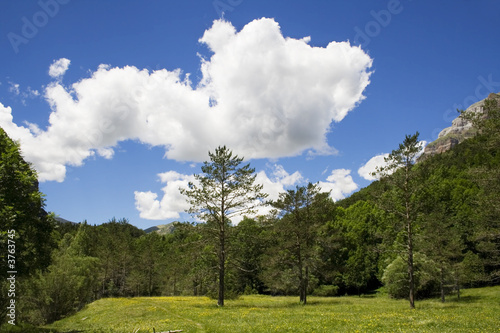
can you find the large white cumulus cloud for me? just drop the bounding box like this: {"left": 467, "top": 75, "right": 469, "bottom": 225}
{"left": 0, "top": 18, "right": 372, "bottom": 182}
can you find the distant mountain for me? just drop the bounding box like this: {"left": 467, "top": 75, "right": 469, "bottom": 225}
{"left": 421, "top": 92, "right": 500, "bottom": 159}
{"left": 55, "top": 216, "right": 77, "bottom": 224}
{"left": 144, "top": 222, "right": 177, "bottom": 235}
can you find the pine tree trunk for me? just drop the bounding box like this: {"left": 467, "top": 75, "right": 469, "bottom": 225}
{"left": 303, "top": 266, "right": 309, "bottom": 305}
{"left": 407, "top": 214, "right": 415, "bottom": 309}
{"left": 297, "top": 237, "right": 305, "bottom": 304}
{"left": 454, "top": 274, "right": 461, "bottom": 300}
{"left": 218, "top": 180, "right": 226, "bottom": 307}
{"left": 405, "top": 164, "right": 416, "bottom": 310}
{"left": 440, "top": 265, "right": 445, "bottom": 303}
{"left": 218, "top": 226, "right": 225, "bottom": 307}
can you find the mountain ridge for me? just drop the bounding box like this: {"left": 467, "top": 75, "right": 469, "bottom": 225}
{"left": 421, "top": 92, "right": 500, "bottom": 158}
{"left": 144, "top": 222, "right": 177, "bottom": 235}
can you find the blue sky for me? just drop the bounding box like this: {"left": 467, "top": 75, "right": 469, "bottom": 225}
{"left": 1, "top": 0, "right": 499, "bottom": 229}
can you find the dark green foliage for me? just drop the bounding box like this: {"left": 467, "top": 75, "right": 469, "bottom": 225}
{"left": 18, "top": 227, "right": 100, "bottom": 324}
{"left": 335, "top": 201, "right": 385, "bottom": 294}
{"left": 264, "top": 183, "right": 330, "bottom": 304}
{"left": 93, "top": 218, "right": 145, "bottom": 298}
{"left": 0, "top": 128, "right": 56, "bottom": 277}
{"left": 231, "top": 217, "right": 270, "bottom": 295}
{"left": 0, "top": 128, "right": 56, "bottom": 326}
{"left": 127, "top": 232, "right": 165, "bottom": 296}
{"left": 461, "top": 99, "right": 500, "bottom": 284}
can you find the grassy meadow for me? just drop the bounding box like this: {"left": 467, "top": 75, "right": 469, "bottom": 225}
{"left": 9, "top": 286, "right": 500, "bottom": 333}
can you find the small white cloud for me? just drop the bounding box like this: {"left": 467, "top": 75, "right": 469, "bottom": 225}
{"left": 134, "top": 191, "right": 164, "bottom": 220}
{"left": 48, "top": 58, "right": 71, "bottom": 79}
{"left": 359, "top": 141, "right": 427, "bottom": 181}
{"left": 416, "top": 140, "right": 427, "bottom": 159}
{"left": 319, "top": 169, "right": 358, "bottom": 201}
{"left": 358, "top": 153, "right": 390, "bottom": 181}
{"left": 134, "top": 171, "right": 196, "bottom": 220}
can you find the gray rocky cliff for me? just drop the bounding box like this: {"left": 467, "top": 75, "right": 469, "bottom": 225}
{"left": 421, "top": 92, "right": 499, "bottom": 159}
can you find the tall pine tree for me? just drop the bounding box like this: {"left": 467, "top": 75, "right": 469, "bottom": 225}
{"left": 373, "top": 132, "right": 423, "bottom": 309}
{"left": 181, "top": 146, "right": 267, "bottom": 306}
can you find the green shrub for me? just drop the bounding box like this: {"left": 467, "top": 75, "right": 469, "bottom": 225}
{"left": 382, "top": 253, "right": 440, "bottom": 299}
{"left": 312, "top": 285, "right": 339, "bottom": 297}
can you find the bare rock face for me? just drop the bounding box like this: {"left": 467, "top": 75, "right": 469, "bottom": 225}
{"left": 422, "top": 137, "right": 460, "bottom": 157}
{"left": 421, "top": 92, "right": 499, "bottom": 159}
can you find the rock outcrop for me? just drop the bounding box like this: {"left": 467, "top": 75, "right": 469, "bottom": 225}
{"left": 421, "top": 92, "right": 500, "bottom": 159}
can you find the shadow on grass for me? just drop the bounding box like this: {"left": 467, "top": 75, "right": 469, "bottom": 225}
{"left": 1, "top": 326, "right": 83, "bottom": 333}
{"left": 190, "top": 297, "right": 350, "bottom": 309}
{"left": 40, "top": 328, "right": 84, "bottom": 333}
{"left": 447, "top": 295, "right": 482, "bottom": 303}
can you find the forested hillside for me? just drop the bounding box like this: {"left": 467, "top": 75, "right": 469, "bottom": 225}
{"left": 1, "top": 97, "right": 499, "bottom": 326}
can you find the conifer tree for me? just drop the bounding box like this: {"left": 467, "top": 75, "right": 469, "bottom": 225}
{"left": 181, "top": 146, "right": 267, "bottom": 306}
{"left": 268, "top": 183, "right": 328, "bottom": 304}
{"left": 373, "top": 132, "right": 423, "bottom": 309}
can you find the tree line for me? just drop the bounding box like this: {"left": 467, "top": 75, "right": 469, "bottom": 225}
{"left": 0, "top": 97, "right": 499, "bottom": 326}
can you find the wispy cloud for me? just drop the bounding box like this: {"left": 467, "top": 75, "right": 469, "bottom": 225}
{"left": 7, "top": 81, "right": 40, "bottom": 105}
{"left": 8, "top": 82, "right": 20, "bottom": 95}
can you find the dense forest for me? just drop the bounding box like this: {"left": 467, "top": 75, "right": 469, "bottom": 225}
{"left": 1, "top": 97, "right": 499, "bottom": 326}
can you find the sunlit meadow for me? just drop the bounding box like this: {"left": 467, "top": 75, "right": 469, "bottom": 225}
{"left": 11, "top": 286, "right": 499, "bottom": 332}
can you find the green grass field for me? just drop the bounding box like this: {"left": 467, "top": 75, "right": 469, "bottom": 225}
{"left": 10, "top": 286, "right": 500, "bottom": 332}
